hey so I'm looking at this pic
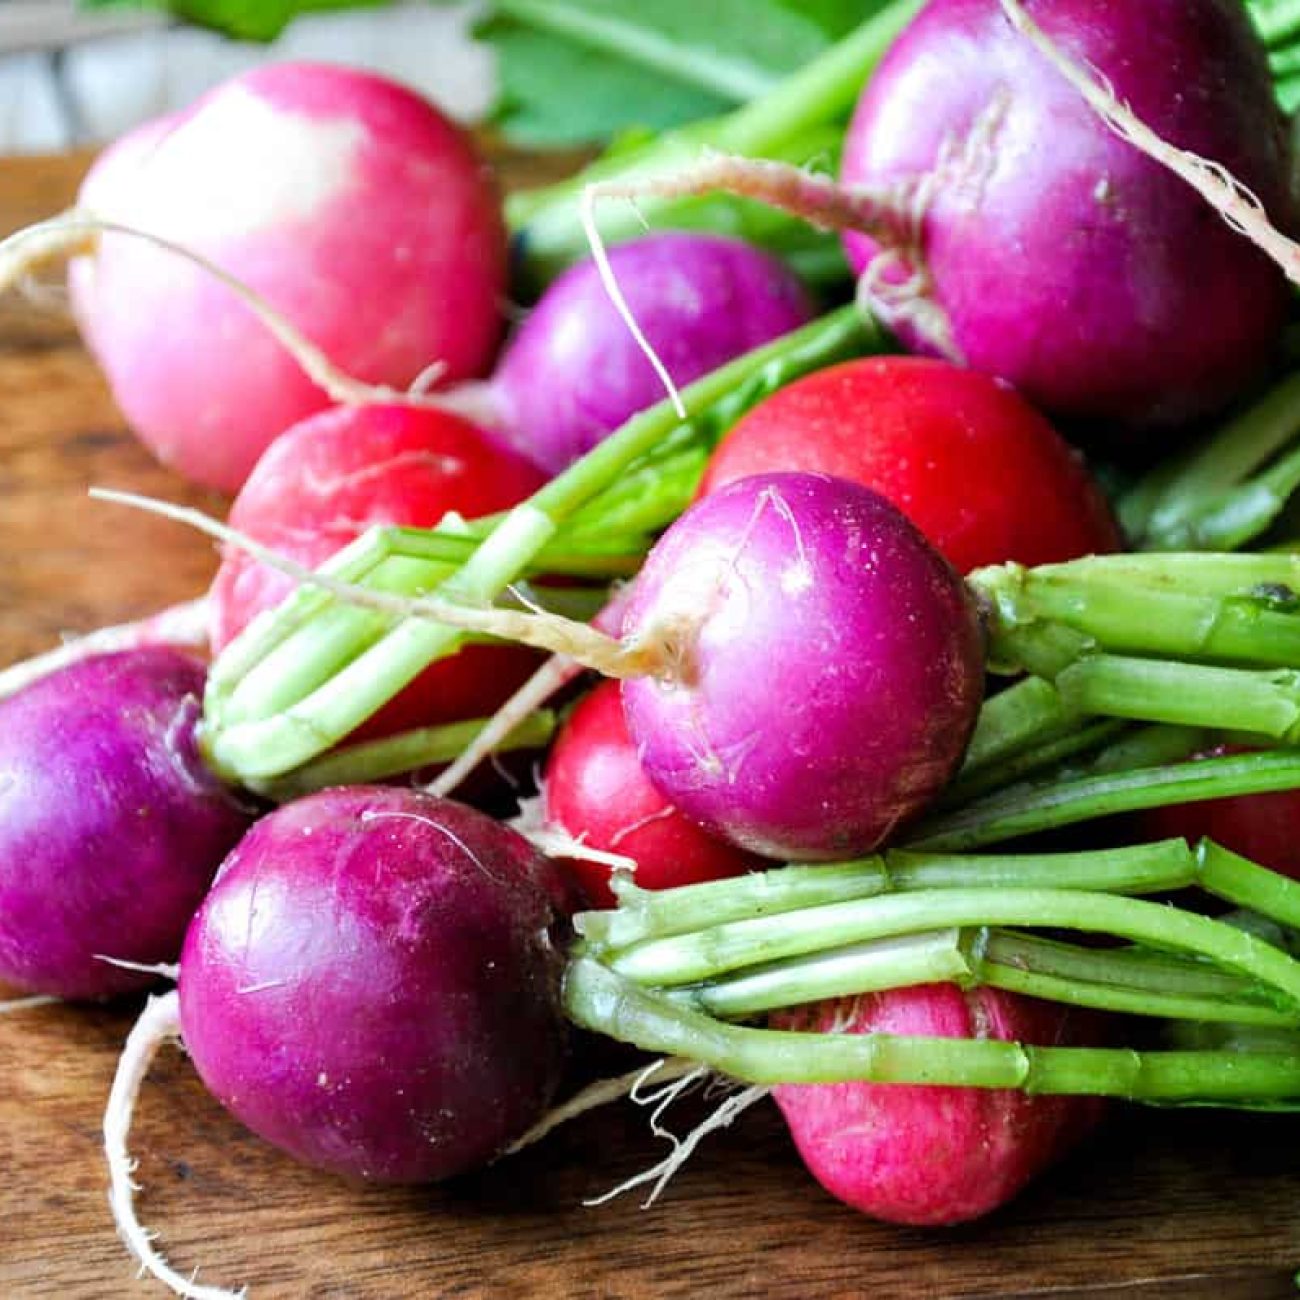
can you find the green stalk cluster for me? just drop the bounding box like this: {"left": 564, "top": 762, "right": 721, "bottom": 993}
{"left": 564, "top": 840, "right": 1300, "bottom": 1106}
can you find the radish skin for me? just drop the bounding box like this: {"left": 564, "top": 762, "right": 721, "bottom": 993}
{"left": 772, "top": 986, "right": 1101, "bottom": 1225}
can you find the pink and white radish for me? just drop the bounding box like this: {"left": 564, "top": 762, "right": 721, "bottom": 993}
{"left": 210, "top": 400, "right": 546, "bottom": 741}
{"left": 57, "top": 62, "right": 506, "bottom": 492}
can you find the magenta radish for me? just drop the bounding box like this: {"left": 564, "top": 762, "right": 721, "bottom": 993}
{"left": 772, "top": 985, "right": 1100, "bottom": 1225}
{"left": 0, "top": 648, "right": 251, "bottom": 1000}
{"left": 210, "top": 401, "right": 546, "bottom": 741}
{"left": 542, "top": 679, "right": 761, "bottom": 907}
{"left": 619, "top": 472, "right": 984, "bottom": 861}
{"left": 64, "top": 62, "right": 507, "bottom": 492}
{"left": 839, "top": 0, "right": 1293, "bottom": 434}
{"left": 580, "top": 0, "right": 1292, "bottom": 442}
{"left": 489, "top": 232, "right": 813, "bottom": 473}
{"left": 105, "top": 787, "right": 575, "bottom": 1295}
{"left": 173, "top": 787, "right": 574, "bottom": 1181}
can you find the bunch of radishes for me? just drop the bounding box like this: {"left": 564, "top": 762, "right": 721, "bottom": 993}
{"left": 9, "top": 0, "right": 1300, "bottom": 1294}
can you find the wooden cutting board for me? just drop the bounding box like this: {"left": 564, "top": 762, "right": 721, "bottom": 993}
{"left": 4, "top": 147, "right": 1300, "bottom": 1300}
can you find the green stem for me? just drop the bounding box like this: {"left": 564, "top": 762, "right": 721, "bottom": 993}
{"left": 1255, "top": 0, "right": 1300, "bottom": 49}
{"left": 1053, "top": 656, "right": 1300, "bottom": 740}
{"left": 958, "top": 677, "right": 1082, "bottom": 772}
{"left": 245, "top": 710, "right": 556, "bottom": 802}
{"left": 976, "top": 930, "right": 1292, "bottom": 1026}
{"left": 908, "top": 750, "right": 1300, "bottom": 852}
{"left": 563, "top": 959, "right": 1300, "bottom": 1102}
{"left": 943, "top": 717, "right": 1127, "bottom": 806}
{"left": 578, "top": 840, "right": 1198, "bottom": 952}
{"left": 670, "top": 925, "right": 1293, "bottom": 1025}
{"left": 667, "top": 927, "right": 978, "bottom": 1018}
{"left": 1120, "top": 371, "right": 1300, "bottom": 548}
{"left": 604, "top": 887, "right": 1300, "bottom": 1009}
{"left": 973, "top": 555, "right": 1300, "bottom": 670}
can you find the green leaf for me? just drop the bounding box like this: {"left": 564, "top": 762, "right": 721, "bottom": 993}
{"left": 480, "top": 0, "right": 852, "bottom": 148}
{"left": 81, "top": 0, "right": 393, "bottom": 43}
{"left": 481, "top": 16, "right": 732, "bottom": 148}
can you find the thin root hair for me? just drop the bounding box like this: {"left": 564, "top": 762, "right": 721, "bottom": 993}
{"left": 104, "top": 991, "right": 246, "bottom": 1300}
{"left": 997, "top": 0, "right": 1300, "bottom": 284}
{"left": 0, "top": 211, "right": 463, "bottom": 415}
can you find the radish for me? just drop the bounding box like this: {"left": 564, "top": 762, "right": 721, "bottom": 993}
{"left": 541, "top": 680, "right": 761, "bottom": 907}
{"left": 59, "top": 62, "right": 507, "bottom": 492}
{"left": 0, "top": 649, "right": 252, "bottom": 1000}
{"left": 488, "top": 232, "right": 813, "bottom": 473}
{"left": 210, "top": 400, "right": 547, "bottom": 741}
{"left": 581, "top": 0, "right": 1293, "bottom": 441}
{"left": 772, "top": 985, "right": 1100, "bottom": 1225}
{"left": 619, "top": 472, "right": 984, "bottom": 860}
{"left": 837, "top": 0, "right": 1294, "bottom": 433}
{"left": 106, "top": 786, "right": 575, "bottom": 1297}
{"left": 700, "top": 356, "right": 1121, "bottom": 573}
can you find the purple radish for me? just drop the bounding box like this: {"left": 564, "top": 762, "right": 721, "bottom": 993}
{"left": 489, "top": 232, "right": 813, "bottom": 473}
{"left": 579, "top": 0, "right": 1293, "bottom": 444}
{"left": 842, "top": 0, "right": 1294, "bottom": 434}
{"left": 619, "top": 472, "right": 984, "bottom": 861}
{"left": 0, "top": 648, "right": 251, "bottom": 1000}
{"left": 106, "top": 786, "right": 577, "bottom": 1296}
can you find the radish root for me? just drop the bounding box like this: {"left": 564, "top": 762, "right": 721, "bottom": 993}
{"left": 0, "top": 994, "right": 59, "bottom": 1014}
{"left": 92, "top": 488, "right": 680, "bottom": 680}
{"left": 509, "top": 790, "right": 640, "bottom": 873}
{"left": 0, "top": 597, "right": 211, "bottom": 702}
{"left": 0, "top": 212, "right": 467, "bottom": 414}
{"left": 505, "top": 1056, "right": 701, "bottom": 1155}
{"left": 105, "top": 990, "right": 245, "bottom": 1300}
{"left": 584, "top": 1065, "right": 769, "bottom": 1208}
{"left": 429, "top": 653, "right": 584, "bottom": 796}
{"left": 578, "top": 189, "right": 687, "bottom": 420}
{"left": 577, "top": 145, "right": 970, "bottom": 388}
{"left": 997, "top": 0, "right": 1300, "bottom": 284}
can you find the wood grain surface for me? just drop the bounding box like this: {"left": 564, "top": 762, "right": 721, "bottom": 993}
{"left": 4, "top": 147, "right": 1300, "bottom": 1300}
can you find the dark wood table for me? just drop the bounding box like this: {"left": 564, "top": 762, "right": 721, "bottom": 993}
{"left": 4, "top": 148, "right": 1300, "bottom": 1300}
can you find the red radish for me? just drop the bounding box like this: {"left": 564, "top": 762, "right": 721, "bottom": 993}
{"left": 1137, "top": 746, "right": 1300, "bottom": 881}
{"left": 106, "top": 787, "right": 576, "bottom": 1296}
{"left": 0, "top": 649, "right": 251, "bottom": 1000}
{"left": 839, "top": 0, "right": 1293, "bottom": 435}
{"left": 490, "top": 232, "right": 813, "bottom": 473}
{"left": 700, "top": 356, "right": 1121, "bottom": 573}
{"left": 66, "top": 63, "right": 507, "bottom": 491}
{"left": 772, "top": 985, "right": 1100, "bottom": 1225}
{"left": 210, "top": 401, "right": 546, "bottom": 740}
{"left": 542, "top": 680, "right": 760, "bottom": 907}
{"left": 619, "top": 472, "right": 984, "bottom": 861}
